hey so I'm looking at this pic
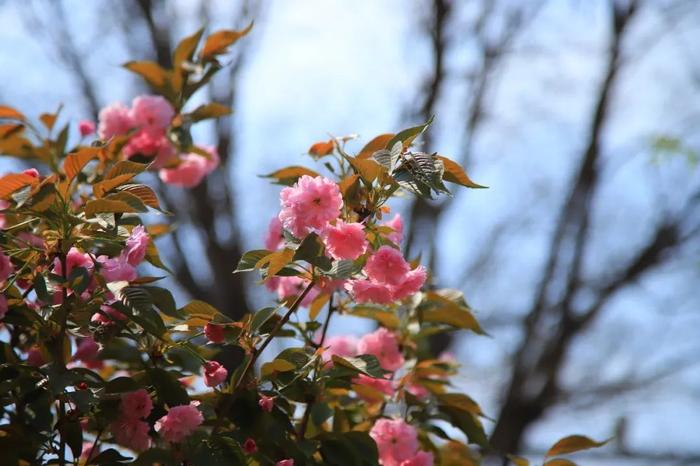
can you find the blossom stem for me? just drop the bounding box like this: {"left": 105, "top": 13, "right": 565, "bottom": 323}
{"left": 211, "top": 281, "right": 316, "bottom": 435}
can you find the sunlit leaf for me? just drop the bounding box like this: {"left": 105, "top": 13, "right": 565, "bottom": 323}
{"left": 438, "top": 155, "right": 487, "bottom": 189}
{"left": 256, "top": 248, "right": 295, "bottom": 277}
{"left": 0, "top": 105, "right": 25, "bottom": 121}
{"left": 309, "top": 139, "right": 334, "bottom": 156}
{"left": 64, "top": 147, "right": 100, "bottom": 182}
{"left": 201, "top": 22, "right": 254, "bottom": 60}
{"left": 507, "top": 455, "right": 530, "bottom": 466}
{"left": 545, "top": 435, "right": 610, "bottom": 458}
{"left": 385, "top": 116, "right": 434, "bottom": 150}
{"left": 263, "top": 166, "right": 320, "bottom": 185}
{"left": 124, "top": 61, "right": 171, "bottom": 93}
{"left": 357, "top": 133, "right": 395, "bottom": 159}
{"left": 189, "top": 102, "right": 231, "bottom": 122}
{"left": 0, "top": 173, "right": 39, "bottom": 200}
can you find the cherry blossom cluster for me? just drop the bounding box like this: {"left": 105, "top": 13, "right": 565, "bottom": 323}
{"left": 264, "top": 175, "right": 426, "bottom": 306}
{"left": 97, "top": 95, "right": 219, "bottom": 187}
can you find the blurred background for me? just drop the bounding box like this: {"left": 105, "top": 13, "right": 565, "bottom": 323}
{"left": 1, "top": 0, "right": 699, "bottom": 464}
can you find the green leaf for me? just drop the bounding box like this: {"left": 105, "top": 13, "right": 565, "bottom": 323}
{"left": 62, "top": 417, "right": 83, "bottom": 463}
{"left": 545, "top": 435, "right": 610, "bottom": 458}
{"left": 251, "top": 306, "right": 280, "bottom": 332}
{"left": 330, "top": 355, "right": 385, "bottom": 378}
{"left": 420, "top": 292, "right": 486, "bottom": 335}
{"left": 385, "top": 115, "right": 434, "bottom": 150}
{"left": 147, "top": 368, "right": 189, "bottom": 407}
{"left": 143, "top": 286, "right": 184, "bottom": 319}
{"left": 105, "top": 376, "right": 141, "bottom": 394}
{"left": 319, "top": 431, "right": 380, "bottom": 466}
{"left": 180, "top": 300, "right": 224, "bottom": 322}
{"left": 234, "top": 249, "right": 272, "bottom": 273}
{"left": 89, "top": 448, "right": 133, "bottom": 464}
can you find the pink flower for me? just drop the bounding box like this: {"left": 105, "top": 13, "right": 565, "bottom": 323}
{"left": 258, "top": 395, "right": 274, "bottom": 413}
{"left": 26, "top": 347, "right": 45, "bottom": 367}
{"left": 243, "top": 437, "right": 257, "bottom": 454}
{"left": 130, "top": 95, "right": 174, "bottom": 129}
{"left": 390, "top": 266, "right": 427, "bottom": 301}
{"left": 320, "top": 221, "right": 368, "bottom": 260}
{"left": 53, "top": 247, "right": 93, "bottom": 277}
{"left": 400, "top": 451, "right": 434, "bottom": 466}
{"left": 158, "top": 148, "right": 219, "bottom": 188}
{"left": 121, "top": 389, "right": 153, "bottom": 420}
{"left": 73, "top": 337, "right": 100, "bottom": 363}
{"left": 91, "top": 305, "right": 127, "bottom": 326}
{"left": 123, "top": 127, "right": 172, "bottom": 159}
{"left": 354, "top": 374, "right": 395, "bottom": 400}
{"left": 204, "top": 323, "right": 225, "bottom": 343}
{"left": 110, "top": 417, "right": 151, "bottom": 452}
{"left": 278, "top": 176, "right": 343, "bottom": 238}
{"left": 357, "top": 328, "right": 404, "bottom": 372}
{"left": 276, "top": 276, "right": 318, "bottom": 307}
{"left": 22, "top": 168, "right": 39, "bottom": 178}
{"left": 370, "top": 418, "right": 419, "bottom": 466}
{"left": 264, "top": 217, "right": 285, "bottom": 251}
{"left": 0, "top": 295, "right": 7, "bottom": 320}
{"left": 321, "top": 335, "right": 358, "bottom": 363}
{"left": 98, "top": 102, "right": 133, "bottom": 139}
{"left": 154, "top": 403, "right": 203, "bottom": 443}
{"left": 16, "top": 231, "right": 44, "bottom": 249}
{"left": 276, "top": 460, "right": 294, "bottom": 466}
{"left": 97, "top": 255, "right": 137, "bottom": 282}
{"left": 78, "top": 120, "right": 96, "bottom": 137}
{"left": 203, "top": 361, "right": 228, "bottom": 387}
{"left": 382, "top": 214, "right": 403, "bottom": 245}
{"left": 364, "top": 246, "right": 410, "bottom": 286}
{"left": 124, "top": 225, "right": 149, "bottom": 266}
{"left": 345, "top": 279, "right": 394, "bottom": 305}
{"left": 0, "top": 249, "right": 12, "bottom": 283}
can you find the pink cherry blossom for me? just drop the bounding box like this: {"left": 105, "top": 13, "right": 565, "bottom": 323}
{"left": 22, "top": 168, "right": 39, "bottom": 178}
{"left": 320, "top": 221, "right": 368, "bottom": 260}
{"left": 53, "top": 247, "right": 93, "bottom": 277}
{"left": 123, "top": 127, "right": 172, "bottom": 159}
{"left": 204, "top": 323, "right": 225, "bottom": 343}
{"left": 130, "top": 95, "right": 174, "bottom": 129}
{"left": 278, "top": 175, "right": 343, "bottom": 238}
{"left": 264, "top": 217, "right": 284, "bottom": 251}
{"left": 0, "top": 295, "right": 7, "bottom": 320}
{"left": 110, "top": 417, "right": 151, "bottom": 452}
{"left": 120, "top": 389, "right": 153, "bottom": 420}
{"left": 0, "top": 249, "right": 13, "bottom": 282}
{"left": 364, "top": 246, "right": 410, "bottom": 286}
{"left": 26, "top": 347, "right": 45, "bottom": 367}
{"left": 258, "top": 395, "right": 274, "bottom": 413}
{"left": 345, "top": 279, "right": 394, "bottom": 305}
{"left": 154, "top": 403, "right": 203, "bottom": 443}
{"left": 203, "top": 361, "right": 228, "bottom": 387}
{"left": 405, "top": 381, "right": 430, "bottom": 400}
{"left": 98, "top": 102, "right": 133, "bottom": 139}
{"left": 78, "top": 120, "right": 96, "bottom": 137}
{"left": 91, "top": 305, "right": 127, "bottom": 326}
{"left": 243, "top": 437, "right": 257, "bottom": 454}
{"left": 369, "top": 418, "right": 419, "bottom": 466}
{"left": 97, "top": 255, "right": 137, "bottom": 283}
{"left": 400, "top": 451, "right": 434, "bottom": 466}
{"left": 73, "top": 337, "right": 100, "bottom": 363}
{"left": 357, "top": 328, "right": 404, "bottom": 372}
{"left": 321, "top": 335, "right": 358, "bottom": 363}
{"left": 158, "top": 149, "right": 219, "bottom": 188}
{"left": 276, "top": 460, "right": 294, "bottom": 466}
{"left": 124, "top": 225, "right": 149, "bottom": 266}
{"left": 390, "top": 266, "right": 427, "bottom": 301}
{"left": 382, "top": 213, "right": 403, "bottom": 245}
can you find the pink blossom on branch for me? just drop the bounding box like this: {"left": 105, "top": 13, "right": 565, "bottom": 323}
{"left": 110, "top": 417, "right": 151, "bottom": 452}
{"left": 120, "top": 389, "right": 153, "bottom": 420}
{"left": 154, "top": 403, "right": 203, "bottom": 443}
{"left": 78, "top": 120, "right": 96, "bottom": 137}
{"left": 321, "top": 335, "right": 358, "bottom": 363}
{"left": 276, "top": 460, "right": 294, "bottom": 466}
{"left": 278, "top": 175, "right": 343, "bottom": 238}
{"left": 158, "top": 147, "right": 220, "bottom": 188}
{"left": 357, "top": 328, "right": 404, "bottom": 372}
{"left": 369, "top": 418, "right": 419, "bottom": 466}
{"left": 0, "top": 249, "right": 13, "bottom": 283}
{"left": 264, "top": 217, "right": 285, "bottom": 251}
{"left": 320, "top": 220, "right": 368, "bottom": 260}
{"left": 364, "top": 246, "right": 410, "bottom": 286}
{"left": 204, "top": 322, "right": 225, "bottom": 343}
{"left": 345, "top": 279, "right": 394, "bottom": 305}
{"left": 130, "top": 95, "right": 174, "bottom": 130}
{"left": 400, "top": 451, "right": 434, "bottom": 466}
{"left": 382, "top": 213, "right": 404, "bottom": 245}
{"left": 98, "top": 102, "right": 133, "bottom": 139}
{"left": 258, "top": 395, "right": 274, "bottom": 413}
{"left": 124, "top": 225, "right": 149, "bottom": 266}
{"left": 203, "top": 361, "right": 228, "bottom": 387}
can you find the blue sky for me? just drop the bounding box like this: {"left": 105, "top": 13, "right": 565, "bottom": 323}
{"left": 1, "top": 1, "right": 699, "bottom": 462}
